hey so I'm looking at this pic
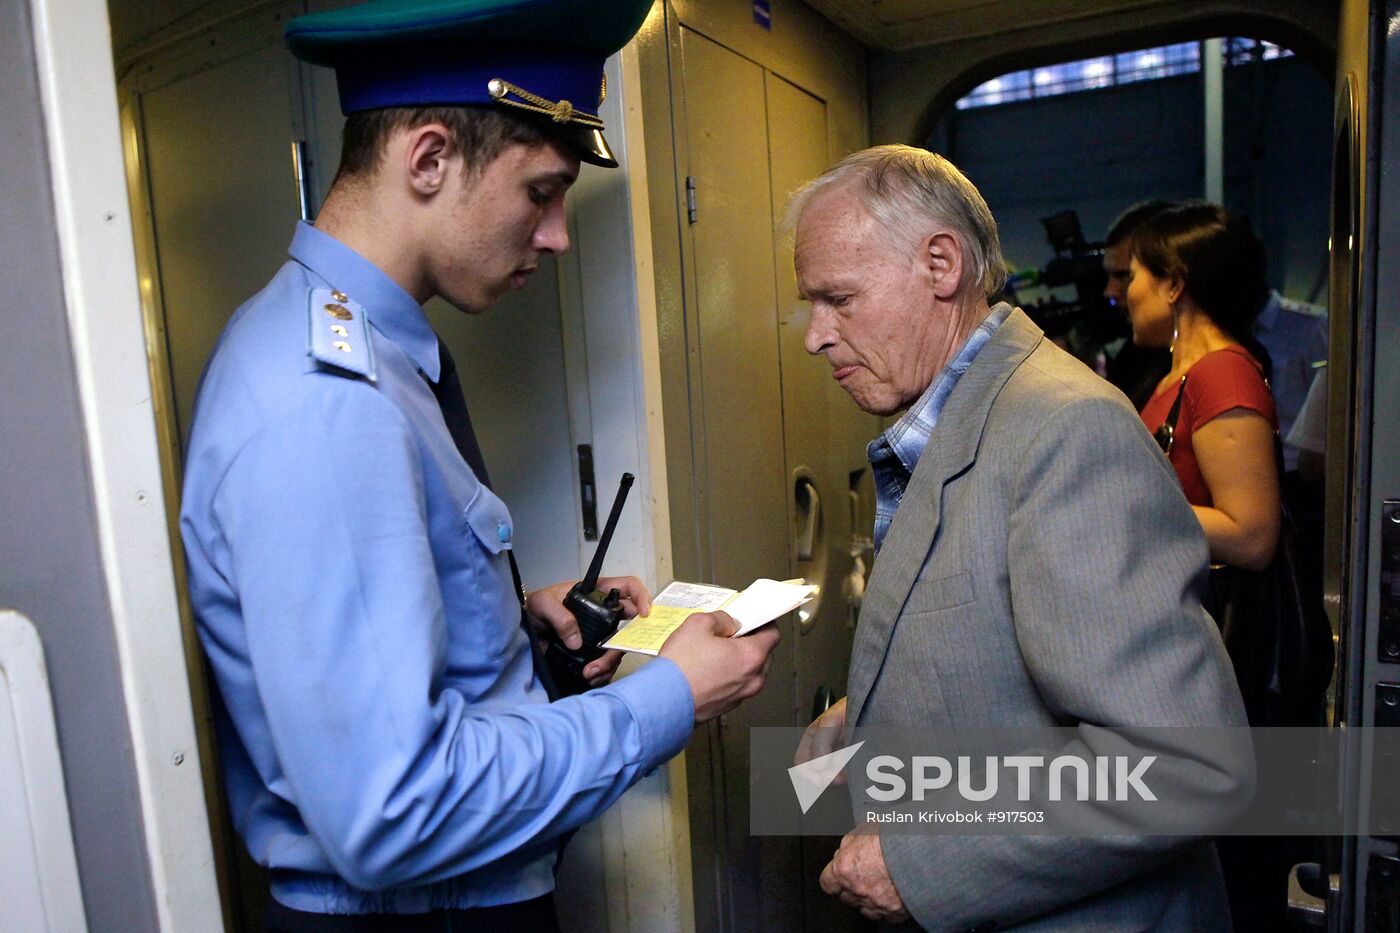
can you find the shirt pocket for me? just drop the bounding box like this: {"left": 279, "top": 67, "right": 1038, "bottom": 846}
{"left": 903, "top": 570, "right": 976, "bottom": 616}
{"left": 460, "top": 486, "right": 523, "bottom": 660}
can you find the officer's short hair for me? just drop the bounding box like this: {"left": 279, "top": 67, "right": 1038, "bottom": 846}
{"left": 787, "top": 145, "right": 1007, "bottom": 300}
{"left": 335, "top": 105, "right": 549, "bottom": 182}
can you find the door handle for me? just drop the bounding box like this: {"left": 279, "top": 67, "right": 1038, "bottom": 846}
{"left": 1286, "top": 862, "right": 1333, "bottom": 927}
{"left": 795, "top": 476, "right": 820, "bottom": 561}
{"left": 291, "top": 139, "right": 313, "bottom": 221}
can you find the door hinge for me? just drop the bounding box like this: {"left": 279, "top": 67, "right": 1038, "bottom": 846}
{"left": 685, "top": 176, "right": 698, "bottom": 224}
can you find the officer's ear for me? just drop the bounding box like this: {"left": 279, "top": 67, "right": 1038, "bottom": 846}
{"left": 403, "top": 123, "right": 457, "bottom": 198}
{"left": 924, "top": 230, "right": 965, "bottom": 300}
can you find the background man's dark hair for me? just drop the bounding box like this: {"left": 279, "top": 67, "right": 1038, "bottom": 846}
{"left": 1105, "top": 199, "right": 1177, "bottom": 248}
{"left": 335, "top": 105, "right": 550, "bottom": 183}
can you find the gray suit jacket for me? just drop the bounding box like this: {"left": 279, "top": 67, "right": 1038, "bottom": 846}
{"left": 849, "top": 309, "right": 1251, "bottom": 932}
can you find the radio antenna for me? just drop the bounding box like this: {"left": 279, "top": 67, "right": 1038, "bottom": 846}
{"left": 580, "top": 473, "right": 633, "bottom": 592}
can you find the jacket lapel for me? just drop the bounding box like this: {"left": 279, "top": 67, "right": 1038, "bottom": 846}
{"left": 845, "top": 309, "right": 1043, "bottom": 727}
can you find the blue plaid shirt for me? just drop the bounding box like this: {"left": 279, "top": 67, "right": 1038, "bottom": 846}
{"left": 868, "top": 302, "right": 1014, "bottom": 553}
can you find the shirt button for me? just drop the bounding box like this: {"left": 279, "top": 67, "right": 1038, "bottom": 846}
{"left": 497, "top": 522, "right": 511, "bottom": 544}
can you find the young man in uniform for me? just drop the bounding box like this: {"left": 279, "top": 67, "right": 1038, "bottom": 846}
{"left": 179, "top": 1, "right": 779, "bottom": 927}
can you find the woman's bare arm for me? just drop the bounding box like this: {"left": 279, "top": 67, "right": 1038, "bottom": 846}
{"left": 1192, "top": 407, "right": 1281, "bottom": 570}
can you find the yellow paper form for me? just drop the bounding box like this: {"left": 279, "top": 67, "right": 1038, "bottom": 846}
{"left": 603, "top": 579, "right": 817, "bottom": 656}
{"left": 602, "top": 604, "right": 700, "bottom": 654}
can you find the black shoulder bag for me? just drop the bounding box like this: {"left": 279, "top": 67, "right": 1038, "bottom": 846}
{"left": 1155, "top": 374, "right": 1334, "bottom": 726}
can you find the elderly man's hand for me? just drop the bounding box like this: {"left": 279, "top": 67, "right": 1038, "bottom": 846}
{"left": 524, "top": 576, "right": 651, "bottom": 687}
{"left": 820, "top": 830, "right": 910, "bottom": 924}
{"left": 794, "top": 696, "right": 848, "bottom": 772}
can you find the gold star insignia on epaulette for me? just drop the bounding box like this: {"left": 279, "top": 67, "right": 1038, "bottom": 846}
{"left": 308, "top": 285, "right": 375, "bottom": 381}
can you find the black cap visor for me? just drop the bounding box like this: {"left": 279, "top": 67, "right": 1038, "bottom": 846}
{"left": 499, "top": 108, "right": 618, "bottom": 168}
{"left": 551, "top": 121, "right": 617, "bottom": 168}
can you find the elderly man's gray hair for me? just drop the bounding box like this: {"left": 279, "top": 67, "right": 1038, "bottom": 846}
{"left": 787, "top": 145, "right": 1008, "bottom": 299}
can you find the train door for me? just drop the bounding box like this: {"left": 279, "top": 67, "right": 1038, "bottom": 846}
{"left": 658, "top": 10, "right": 877, "bottom": 930}
{"left": 1292, "top": 0, "right": 1400, "bottom": 927}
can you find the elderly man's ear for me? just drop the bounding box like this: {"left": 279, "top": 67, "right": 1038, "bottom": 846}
{"left": 923, "top": 231, "right": 964, "bottom": 300}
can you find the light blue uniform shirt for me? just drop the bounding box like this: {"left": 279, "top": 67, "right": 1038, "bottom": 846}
{"left": 1254, "top": 289, "right": 1328, "bottom": 470}
{"left": 180, "top": 222, "right": 694, "bottom": 914}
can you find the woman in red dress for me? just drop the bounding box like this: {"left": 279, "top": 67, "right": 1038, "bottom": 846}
{"left": 1131, "top": 203, "right": 1280, "bottom": 571}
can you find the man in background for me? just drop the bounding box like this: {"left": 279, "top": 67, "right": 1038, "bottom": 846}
{"left": 1102, "top": 199, "right": 1175, "bottom": 410}
{"left": 1255, "top": 288, "right": 1328, "bottom": 471}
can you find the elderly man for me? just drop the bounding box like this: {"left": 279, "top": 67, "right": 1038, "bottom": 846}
{"left": 792, "top": 146, "right": 1250, "bottom": 931}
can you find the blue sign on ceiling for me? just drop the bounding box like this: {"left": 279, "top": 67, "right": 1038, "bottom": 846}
{"left": 753, "top": 0, "right": 771, "bottom": 30}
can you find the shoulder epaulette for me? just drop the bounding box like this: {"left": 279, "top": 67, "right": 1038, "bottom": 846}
{"left": 306, "top": 286, "right": 376, "bottom": 382}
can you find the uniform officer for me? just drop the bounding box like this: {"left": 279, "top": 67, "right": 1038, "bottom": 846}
{"left": 178, "top": 1, "right": 779, "bottom": 928}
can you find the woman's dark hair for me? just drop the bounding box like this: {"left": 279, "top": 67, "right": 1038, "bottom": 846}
{"left": 1132, "top": 202, "right": 1272, "bottom": 370}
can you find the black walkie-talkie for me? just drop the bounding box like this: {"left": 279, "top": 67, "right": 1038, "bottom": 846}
{"left": 546, "top": 472, "right": 634, "bottom": 696}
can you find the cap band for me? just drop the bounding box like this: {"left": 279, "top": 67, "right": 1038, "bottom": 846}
{"left": 335, "top": 41, "right": 602, "bottom": 116}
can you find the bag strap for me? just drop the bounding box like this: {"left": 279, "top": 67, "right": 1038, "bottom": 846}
{"left": 1153, "top": 373, "right": 1189, "bottom": 455}
{"left": 1163, "top": 373, "right": 1189, "bottom": 433}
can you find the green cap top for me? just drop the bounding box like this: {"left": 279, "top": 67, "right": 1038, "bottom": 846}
{"left": 286, "top": 0, "right": 656, "bottom": 166}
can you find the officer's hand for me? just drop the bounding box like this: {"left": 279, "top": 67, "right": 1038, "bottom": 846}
{"left": 659, "top": 612, "right": 780, "bottom": 723}
{"left": 795, "top": 696, "right": 848, "bottom": 779}
{"left": 524, "top": 576, "right": 653, "bottom": 684}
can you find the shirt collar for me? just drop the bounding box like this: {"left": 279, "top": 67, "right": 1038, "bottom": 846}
{"left": 878, "top": 301, "right": 1015, "bottom": 475}
{"left": 288, "top": 221, "right": 441, "bottom": 380}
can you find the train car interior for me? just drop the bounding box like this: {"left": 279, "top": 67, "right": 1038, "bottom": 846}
{"left": 3, "top": 0, "right": 1398, "bottom": 929}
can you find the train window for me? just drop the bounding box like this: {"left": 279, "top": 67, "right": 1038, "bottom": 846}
{"left": 956, "top": 39, "right": 1293, "bottom": 110}
{"left": 927, "top": 33, "right": 1330, "bottom": 338}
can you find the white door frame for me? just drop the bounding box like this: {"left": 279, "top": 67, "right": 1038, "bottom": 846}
{"left": 27, "top": 0, "right": 221, "bottom": 928}
{"left": 30, "top": 0, "right": 689, "bottom": 928}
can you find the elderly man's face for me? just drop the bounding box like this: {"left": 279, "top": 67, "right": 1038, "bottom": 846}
{"left": 795, "top": 186, "right": 960, "bottom": 416}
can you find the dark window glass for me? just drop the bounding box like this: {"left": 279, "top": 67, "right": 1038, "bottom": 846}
{"left": 955, "top": 39, "right": 1291, "bottom": 110}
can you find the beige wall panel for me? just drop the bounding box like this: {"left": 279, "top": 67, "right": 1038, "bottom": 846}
{"left": 679, "top": 27, "right": 789, "bottom": 591}
{"left": 672, "top": 0, "right": 868, "bottom": 162}
{"left": 678, "top": 26, "right": 803, "bottom": 932}
{"left": 764, "top": 71, "right": 868, "bottom": 933}
{"left": 639, "top": 6, "right": 874, "bottom": 930}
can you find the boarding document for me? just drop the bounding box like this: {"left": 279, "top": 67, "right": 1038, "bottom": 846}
{"left": 603, "top": 578, "right": 818, "bottom": 656}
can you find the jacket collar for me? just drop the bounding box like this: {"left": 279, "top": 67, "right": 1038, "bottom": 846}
{"left": 289, "top": 221, "right": 441, "bottom": 380}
